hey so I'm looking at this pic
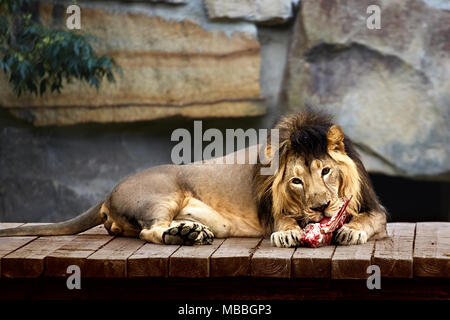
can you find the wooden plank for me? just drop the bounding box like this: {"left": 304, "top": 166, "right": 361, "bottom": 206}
{"left": 373, "top": 223, "right": 415, "bottom": 278}
{"left": 0, "top": 223, "right": 38, "bottom": 278}
{"left": 2, "top": 235, "right": 76, "bottom": 278}
{"left": 331, "top": 240, "right": 375, "bottom": 279}
{"left": 211, "top": 237, "right": 262, "bottom": 277}
{"left": 79, "top": 225, "right": 109, "bottom": 235}
{"left": 292, "top": 245, "right": 335, "bottom": 278}
{"left": 414, "top": 222, "right": 450, "bottom": 278}
{"left": 1, "top": 224, "right": 107, "bottom": 278}
{"left": 169, "top": 239, "right": 225, "bottom": 278}
{"left": 251, "top": 239, "right": 295, "bottom": 278}
{"left": 85, "top": 237, "right": 144, "bottom": 278}
{"left": 45, "top": 234, "right": 114, "bottom": 277}
{"left": 128, "top": 243, "right": 180, "bottom": 278}
{"left": 0, "top": 223, "right": 29, "bottom": 257}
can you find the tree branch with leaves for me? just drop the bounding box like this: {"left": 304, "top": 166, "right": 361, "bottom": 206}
{"left": 0, "top": 0, "right": 119, "bottom": 97}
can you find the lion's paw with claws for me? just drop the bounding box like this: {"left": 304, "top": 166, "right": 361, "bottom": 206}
{"left": 270, "top": 229, "right": 303, "bottom": 248}
{"left": 334, "top": 225, "right": 368, "bottom": 245}
{"left": 163, "top": 222, "right": 214, "bottom": 245}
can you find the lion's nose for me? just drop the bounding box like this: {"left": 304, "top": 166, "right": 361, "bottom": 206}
{"left": 311, "top": 201, "right": 330, "bottom": 213}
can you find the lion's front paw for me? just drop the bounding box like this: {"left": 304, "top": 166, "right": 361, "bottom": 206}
{"left": 270, "top": 229, "right": 302, "bottom": 248}
{"left": 334, "top": 225, "right": 368, "bottom": 245}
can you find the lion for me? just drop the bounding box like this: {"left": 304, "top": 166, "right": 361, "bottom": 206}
{"left": 0, "top": 111, "right": 387, "bottom": 247}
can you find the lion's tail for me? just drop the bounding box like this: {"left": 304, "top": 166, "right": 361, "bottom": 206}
{"left": 0, "top": 202, "right": 103, "bottom": 237}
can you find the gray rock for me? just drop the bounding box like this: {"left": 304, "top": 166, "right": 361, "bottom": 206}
{"left": 258, "top": 25, "right": 292, "bottom": 118}
{"left": 0, "top": 122, "right": 173, "bottom": 222}
{"left": 204, "top": 0, "right": 295, "bottom": 24}
{"left": 281, "top": 0, "right": 450, "bottom": 181}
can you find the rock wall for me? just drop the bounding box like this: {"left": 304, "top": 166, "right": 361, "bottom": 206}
{"left": 1, "top": 0, "right": 271, "bottom": 125}
{"left": 282, "top": 0, "right": 450, "bottom": 181}
{"left": 204, "top": 0, "right": 295, "bottom": 24}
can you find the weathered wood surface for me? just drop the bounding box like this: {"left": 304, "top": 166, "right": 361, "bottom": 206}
{"left": 373, "top": 223, "right": 415, "bottom": 278}
{"left": 128, "top": 243, "right": 180, "bottom": 278}
{"left": 251, "top": 239, "right": 295, "bottom": 278}
{"left": 211, "top": 237, "right": 261, "bottom": 277}
{"left": 292, "top": 245, "right": 336, "bottom": 278}
{"left": 332, "top": 240, "right": 375, "bottom": 279}
{"left": 45, "top": 225, "right": 114, "bottom": 277}
{"left": 169, "top": 239, "right": 225, "bottom": 278}
{"left": 0, "top": 223, "right": 36, "bottom": 278}
{"left": 85, "top": 237, "right": 144, "bottom": 278}
{"left": 414, "top": 222, "right": 450, "bottom": 278}
{"left": 0, "top": 222, "right": 449, "bottom": 279}
{"left": 2, "top": 235, "right": 76, "bottom": 278}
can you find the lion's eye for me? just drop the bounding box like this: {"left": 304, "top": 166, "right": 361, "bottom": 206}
{"left": 292, "top": 178, "right": 303, "bottom": 185}
{"left": 322, "top": 167, "right": 330, "bottom": 176}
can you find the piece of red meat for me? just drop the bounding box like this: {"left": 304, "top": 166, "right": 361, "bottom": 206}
{"left": 299, "top": 195, "right": 353, "bottom": 248}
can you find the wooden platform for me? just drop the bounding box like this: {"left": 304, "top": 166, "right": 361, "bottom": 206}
{"left": 0, "top": 222, "right": 449, "bottom": 300}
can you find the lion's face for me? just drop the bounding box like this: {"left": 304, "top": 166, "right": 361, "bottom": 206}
{"left": 282, "top": 153, "right": 344, "bottom": 223}
{"left": 255, "top": 113, "right": 363, "bottom": 232}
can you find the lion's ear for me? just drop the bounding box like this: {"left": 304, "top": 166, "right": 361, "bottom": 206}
{"left": 327, "top": 125, "right": 345, "bottom": 153}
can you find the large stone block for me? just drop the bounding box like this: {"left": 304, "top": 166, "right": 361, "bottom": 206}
{"left": 0, "top": 0, "right": 265, "bottom": 125}
{"left": 204, "top": 0, "right": 295, "bottom": 25}
{"left": 282, "top": 0, "right": 450, "bottom": 180}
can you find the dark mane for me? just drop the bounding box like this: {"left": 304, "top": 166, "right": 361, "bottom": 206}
{"left": 280, "top": 111, "right": 333, "bottom": 161}
{"left": 290, "top": 125, "right": 329, "bottom": 161}
{"left": 341, "top": 136, "right": 386, "bottom": 216}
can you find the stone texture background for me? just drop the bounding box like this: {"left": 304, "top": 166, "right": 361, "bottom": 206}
{"left": 0, "top": 0, "right": 449, "bottom": 222}
{"left": 282, "top": 0, "right": 450, "bottom": 181}
{"left": 1, "top": 0, "right": 265, "bottom": 125}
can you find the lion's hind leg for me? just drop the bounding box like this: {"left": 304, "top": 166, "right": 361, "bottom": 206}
{"left": 139, "top": 192, "right": 220, "bottom": 245}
